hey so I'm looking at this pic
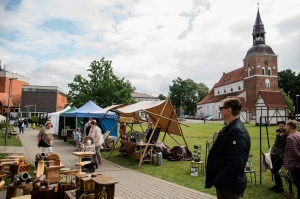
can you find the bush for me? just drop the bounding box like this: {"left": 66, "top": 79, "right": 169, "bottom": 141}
{"left": 31, "top": 116, "right": 39, "bottom": 124}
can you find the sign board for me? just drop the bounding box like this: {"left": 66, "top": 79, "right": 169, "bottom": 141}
{"left": 119, "top": 117, "right": 135, "bottom": 123}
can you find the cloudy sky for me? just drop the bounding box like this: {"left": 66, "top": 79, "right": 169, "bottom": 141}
{"left": 1, "top": 0, "right": 299, "bottom": 97}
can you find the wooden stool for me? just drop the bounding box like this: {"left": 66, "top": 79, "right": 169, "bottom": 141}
{"left": 92, "top": 174, "right": 118, "bottom": 199}
{"left": 190, "top": 160, "right": 204, "bottom": 175}
{"left": 6, "top": 183, "right": 32, "bottom": 199}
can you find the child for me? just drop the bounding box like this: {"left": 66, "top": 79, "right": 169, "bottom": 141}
{"left": 32, "top": 123, "right": 36, "bottom": 130}
{"left": 73, "top": 128, "right": 82, "bottom": 151}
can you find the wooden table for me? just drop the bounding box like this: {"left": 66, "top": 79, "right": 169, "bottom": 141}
{"left": 136, "top": 142, "right": 154, "bottom": 168}
{"left": 92, "top": 174, "right": 118, "bottom": 199}
{"left": 72, "top": 152, "right": 94, "bottom": 174}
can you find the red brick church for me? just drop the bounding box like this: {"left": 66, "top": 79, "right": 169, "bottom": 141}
{"left": 197, "top": 8, "right": 286, "bottom": 120}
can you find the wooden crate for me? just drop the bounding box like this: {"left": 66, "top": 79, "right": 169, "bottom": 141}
{"left": 10, "top": 163, "right": 30, "bottom": 174}
{"left": 45, "top": 165, "right": 64, "bottom": 183}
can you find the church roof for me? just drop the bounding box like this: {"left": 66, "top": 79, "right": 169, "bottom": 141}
{"left": 257, "top": 91, "right": 288, "bottom": 108}
{"left": 198, "top": 89, "right": 245, "bottom": 105}
{"left": 244, "top": 44, "right": 276, "bottom": 59}
{"left": 214, "top": 67, "right": 244, "bottom": 88}
{"left": 244, "top": 8, "right": 276, "bottom": 59}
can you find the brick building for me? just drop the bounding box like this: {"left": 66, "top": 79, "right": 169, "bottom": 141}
{"left": 0, "top": 70, "right": 29, "bottom": 117}
{"left": 197, "top": 8, "right": 285, "bottom": 119}
{"left": 0, "top": 69, "right": 67, "bottom": 118}
{"left": 21, "top": 85, "right": 68, "bottom": 118}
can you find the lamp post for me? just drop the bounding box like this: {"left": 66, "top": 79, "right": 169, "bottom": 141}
{"left": 5, "top": 77, "right": 18, "bottom": 145}
{"left": 25, "top": 105, "right": 33, "bottom": 118}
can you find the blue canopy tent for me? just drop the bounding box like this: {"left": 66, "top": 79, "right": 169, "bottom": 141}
{"left": 64, "top": 100, "right": 118, "bottom": 137}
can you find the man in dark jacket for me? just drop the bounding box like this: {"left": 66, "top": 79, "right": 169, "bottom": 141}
{"left": 205, "top": 97, "right": 251, "bottom": 199}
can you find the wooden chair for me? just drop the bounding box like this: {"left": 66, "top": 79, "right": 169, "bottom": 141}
{"left": 244, "top": 154, "right": 256, "bottom": 185}
{"left": 102, "top": 131, "right": 117, "bottom": 152}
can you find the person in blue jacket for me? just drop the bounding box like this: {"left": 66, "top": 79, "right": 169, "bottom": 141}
{"left": 205, "top": 97, "right": 251, "bottom": 199}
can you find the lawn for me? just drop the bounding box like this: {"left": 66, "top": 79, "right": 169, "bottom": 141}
{"left": 101, "top": 122, "right": 296, "bottom": 199}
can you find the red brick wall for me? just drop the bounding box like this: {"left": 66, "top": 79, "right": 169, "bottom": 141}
{"left": 243, "top": 55, "right": 278, "bottom": 115}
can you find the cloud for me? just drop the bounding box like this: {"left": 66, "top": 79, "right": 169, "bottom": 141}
{"left": 0, "top": 0, "right": 299, "bottom": 97}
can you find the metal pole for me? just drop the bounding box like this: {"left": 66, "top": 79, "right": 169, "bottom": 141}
{"left": 296, "top": 95, "right": 299, "bottom": 118}
{"left": 5, "top": 77, "right": 17, "bottom": 145}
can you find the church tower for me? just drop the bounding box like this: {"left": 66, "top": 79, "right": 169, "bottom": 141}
{"left": 243, "top": 8, "right": 278, "bottom": 115}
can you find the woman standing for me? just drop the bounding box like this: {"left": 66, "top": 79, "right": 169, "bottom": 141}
{"left": 37, "top": 120, "right": 54, "bottom": 153}
{"left": 88, "top": 119, "right": 104, "bottom": 165}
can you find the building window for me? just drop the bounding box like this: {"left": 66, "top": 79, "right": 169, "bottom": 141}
{"left": 265, "top": 79, "right": 270, "bottom": 88}
{"left": 262, "top": 67, "right": 265, "bottom": 75}
{"left": 268, "top": 67, "right": 271, "bottom": 75}
{"left": 224, "top": 89, "right": 226, "bottom": 93}
{"left": 238, "top": 86, "right": 241, "bottom": 90}
{"left": 264, "top": 59, "right": 268, "bottom": 65}
{"left": 231, "top": 88, "right": 233, "bottom": 92}
{"left": 218, "top": 91, "right": 220, "bottom": 94}
{"left": 248, "top": 68, "right": 251, "bottom": 77}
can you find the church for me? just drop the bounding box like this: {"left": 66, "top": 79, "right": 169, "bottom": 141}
{"left": 197, "top": 8, "right": 287, "bottom": 121}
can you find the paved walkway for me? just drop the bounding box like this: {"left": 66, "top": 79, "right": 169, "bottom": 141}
{"left": 0, "top": 128, "right": 216, "bottom": 199}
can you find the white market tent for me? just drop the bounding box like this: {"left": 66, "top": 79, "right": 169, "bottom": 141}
{"left": 49, "top": 106, "right": 71, "bottom": 135}
{"left": 0, "top": 115, "right": 6, "bottom": 123}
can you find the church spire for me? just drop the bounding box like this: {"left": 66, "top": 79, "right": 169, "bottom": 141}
{"left": 252, "top": 7, "right": 266, "bottom": 45}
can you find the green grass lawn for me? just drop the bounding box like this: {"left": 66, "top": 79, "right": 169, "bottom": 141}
{"left": 0, "top": 123, "right": 297, "bottom": 198}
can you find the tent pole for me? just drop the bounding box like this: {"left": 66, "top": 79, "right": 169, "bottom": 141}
{"left": 146, "top": 110, "right": 189, "bottom": 127}
{"left": 137, "top": 99, "right": 168, "bottom": 169}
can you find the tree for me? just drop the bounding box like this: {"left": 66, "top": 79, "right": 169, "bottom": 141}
{"left": 279, "top": 89, "right": 294, "bottom": 115}
{"left": 67, "top": 58, "right": 133, "bottom": 108}
{"left": 278, "top": 69, "right": 300, "bottom": 113}
{"left": 158, "top": 94, "right": 166, "bottom": 100}
{"left": 169, "top": 78, "right": 209, "bottom": 116}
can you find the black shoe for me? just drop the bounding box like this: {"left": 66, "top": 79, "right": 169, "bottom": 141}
{"left": 274, "top": 187, "right": 284, "bottom": 193}
{"left": 269, "top": 185, "right": 278, "bottom": 191}
{"left": 269, "top": 186, "right": 284, "bottom": 193}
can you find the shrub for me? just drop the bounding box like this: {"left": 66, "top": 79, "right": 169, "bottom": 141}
{"left": 31, "top": 116, "right": 39, "bottom": 124}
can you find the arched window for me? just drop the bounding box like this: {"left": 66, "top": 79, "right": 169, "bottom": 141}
{"left": 231, "top": 88, "right": 233, "bottom": 92}
{"left": 224, "top": 89, "right": 226, "bottom": 93}
{"left": 217, "top": 91, "right": 220, "bottom": 94}
{"left": 248, "top": 68, "right": 251, "bottom": 77}
{"left": 262, "top": 67, "right": 265, "bottom": 75}
{"left": 265, "top": 79, "right": 270, "bottom": 88}
{"left": 238, "top": 85, "right": 241, "bottom": 90}
{"left": 268, "top": 67, "right": 271, "bottom": 75}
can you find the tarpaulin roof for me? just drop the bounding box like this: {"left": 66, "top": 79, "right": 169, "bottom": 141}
{"left": 59, "top": 106, "right": 77, "bottom": 117}
{"left": 89, "top": 104, "right": 127, "bottom": 115}
{"left": 116, "top": 99, "right": 184, "bottom": 137}
{"left": 64, "top": 100, "right": 116, "bottom": 119}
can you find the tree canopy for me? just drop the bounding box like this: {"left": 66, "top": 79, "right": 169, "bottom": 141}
{"left": 67, "top": 58, "right": 134, "bottom": 108}
{"left": 278, "top": 69, "right": 300, "bottom": 114}
{"left": 169, "top": 77, "right": 209, "bottom": 116}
